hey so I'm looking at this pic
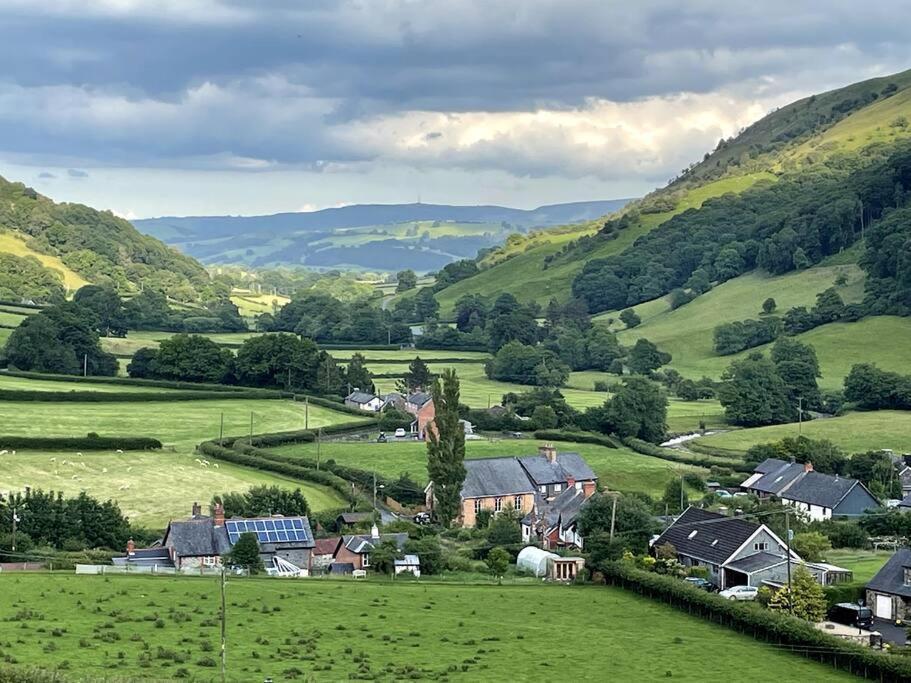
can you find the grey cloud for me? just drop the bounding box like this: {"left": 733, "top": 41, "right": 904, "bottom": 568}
{"left": 67, "top": 168, "right": 88, "bottom": 177}
{"left": 38, "top": 171, "right": 56, "bottom": 178}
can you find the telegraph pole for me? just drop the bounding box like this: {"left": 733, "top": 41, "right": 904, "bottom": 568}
{"left": 219, "top": 566, "right": 227, "bottom": 683}
{"left": 11, "top": 506, "right": 17, "bottom": 552}
{"left": 609, "top": 493, "right": 618, "bottom": 542}
{"left": 83, "top": 354, "right": 88, "bottom": 378}
{"left": 316, "top": 428, "right": 322, "bottom": 470}
{"left": 785, "top": 509, "right": 793, "bottom": 615}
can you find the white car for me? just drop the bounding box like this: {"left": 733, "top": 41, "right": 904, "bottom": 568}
{"left": 719, "top": 585, "right": 758, "bottom": 601}
{"left": 394, "top": 428, "right": 407, "bottom": 438}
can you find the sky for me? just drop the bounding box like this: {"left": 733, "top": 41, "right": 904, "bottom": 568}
{"left": 0, "top": 1, "right": 910, "bottom": 219}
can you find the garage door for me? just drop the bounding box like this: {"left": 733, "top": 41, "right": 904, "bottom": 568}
{"left": 875, "top": 594, "right": 892, "bottom": 620}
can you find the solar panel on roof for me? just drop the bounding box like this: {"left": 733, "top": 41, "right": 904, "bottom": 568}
{"left": 292, "top": 519, "right": 303, "bottom": 529}
{"left": 278, "top": 530, "right": 288, "bottom": 541}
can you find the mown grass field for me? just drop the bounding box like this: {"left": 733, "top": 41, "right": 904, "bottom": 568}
{"left": 697, "top": 410, "right": 911, "bottom": 455}
{"left": 229, "top": 291, "right": 291, "bottom": 317}
{"left": 611, "top": 264, "right": 872, "bottom": 388}
{"left": 826, "top": 549, "right": 892, "bottom": 584}
{"left": 0, "top": 310, "right": 27, "bottom": 327}
{"left": 268, "top": 438, "right": 707, "bottom": 498}
{"left": 0, "top": 574, "right": 854, "bottom": 682}
{"left": 0, "top": 230, "right": 89, "bottom": 291}
{"left": 0, "top": 374, "right": 199, "bottom": 393}
{"left": 0, "top": 381, "right": 360, "bottom": 525}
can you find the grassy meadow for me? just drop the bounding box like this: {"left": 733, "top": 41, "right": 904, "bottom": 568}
{"left": 0, "top": 230, "right": 89, "bottom": 291}
{"left": 826, "top": 549, "right": 893, "bottom": 584}
{"left": 0, "top": 574, "right": 854, "bottom": 682}
{"left": 697, "top": 410, "right": 911, "bottom": 455}
{"left": 0, "top": 379, "right": 361, "bottom": 526}
{"left": 267, "top": 438, "right": 707, "bottom": 498}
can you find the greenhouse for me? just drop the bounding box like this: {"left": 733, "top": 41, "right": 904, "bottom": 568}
{"left": 516, "top": 546, "right": 559, "bottom": 577}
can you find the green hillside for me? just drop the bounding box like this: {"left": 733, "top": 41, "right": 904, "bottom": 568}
{"left": 0, "top": 175, "right": 210, "bottom": 302}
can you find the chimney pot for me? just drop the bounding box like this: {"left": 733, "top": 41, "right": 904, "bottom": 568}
{"left": 370, "top": 523, "right": 380, "bottom": 540}
{"left": 566, "top": 476, "right": 576, "bottom": 489}
{"left": 582, "top": 480, "right": 597, "bottom": 499}
{"left": 126, "top": 538, "right": 135, "bottom": 555}
{"left": 804, "top": 461, "right": 813, "bottom": 473}
{"left": 191, "top": 501, "right": 201, "bottom": 517}
{"left": 539, "top": 444, "right": 557, "bottom": 463}
{"left": 213, "top": 502, "right": 225, "bottom": 527}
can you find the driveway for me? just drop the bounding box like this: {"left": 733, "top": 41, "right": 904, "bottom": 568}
{"left": 873, "top": 618, "right": 908, "bottom": 646}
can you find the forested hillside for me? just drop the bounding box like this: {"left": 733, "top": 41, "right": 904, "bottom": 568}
{"left": 426, "top": 69, "right": 911, "bottom": 317}
{"left": 0, "top": 176, "right": 211, "bottom": 302}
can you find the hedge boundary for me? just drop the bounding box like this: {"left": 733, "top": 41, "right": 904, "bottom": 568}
{"left": 3, "top": 370, "right": 276, "bottom": 394}
{"left": 532, "top": 430, "right": 619, "bottom": 449}
{"left": 601, "top": 562, "right": 911, "bottom": 681}
{"left": 688, "top": 440, "right": 750, "bottom": 459}
{"left": 0, "top": 389, "right": 285, "bottom": 403}
{"left": 0, "top": 435, "right": 162, "bottom": 450}
{"left": 622, "top": 436, "right": 751, "bottom": 472}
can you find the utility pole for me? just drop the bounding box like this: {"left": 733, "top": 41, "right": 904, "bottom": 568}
{"left": 785, "top": 509, "right": 793, "bottom": 615}
{"left": 11, "top": 506, "right": 17, "bottom": 552}
{"left": 83, "top": 354, "right": 88, "bottom": 378}
{"left": 316, "top": 428, "right": 322, "bottom": 470}
{"left": 219, "top": 566, "right": 227, "bottom": 683}
{"left": 609, "top": 493, "right": 618, "bottom": 542}
{"left": 679, "top": 474, "right": 684, "bottom": 512}
{"left": 373, "top": 471, "right": 377, "bottom": 510}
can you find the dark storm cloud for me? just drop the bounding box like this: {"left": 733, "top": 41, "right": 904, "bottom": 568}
{"left": 0, "top": 0, "right": 910, "bottom": 175}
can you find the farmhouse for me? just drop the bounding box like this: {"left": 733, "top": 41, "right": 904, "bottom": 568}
{"left": 866, "top": 548, "right": 911, "bottom": 621}
{"left": 521, "top": 479, "right": 597, "bottom": 549}
{"left": 404, "top": 391, "right": 435, "bottom": 440}
{"left": 136, "top": 503, "right": 316, "bottom": 575}
{"left": 740, "top": 459, "right": 879, "bottom": 520}
{"left": 426, "top": 445, "right": 598, "bottom": 528}
{"left": 345, "top": 390, "right": 383, "bottom": 412}
{"left": 651, "top": 507, "right": 849, "bottom": 589}
{"left": 334, "top": 524, "right": 408, "bottom": 570}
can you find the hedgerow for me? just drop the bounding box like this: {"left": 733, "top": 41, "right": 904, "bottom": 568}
{"left": 622, "top": 436, "right": 751, "bottom": 471}
{"left": 532, "top": 430, "right": 619, "bottom": 449}
{"left": 0, "top": 389, "right": 283, "bottom": 403}
{"left": 0, "top": 435, "right": 161, "bottom": 450}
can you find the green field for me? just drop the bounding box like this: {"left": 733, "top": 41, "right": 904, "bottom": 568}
{"left": 697, "top": 410, "right": 911, "bottom": 455}
{"left": 826, "top": 549, "right": 892, "bottom": 584}
{"left": 0, "top": 574, "right": 853, "bottom": 681}
{"left": 268, "top": 438, "right": 706, "bottom": 498}
{"left": 0, "top": 374, "right": 201, "bottom": 393}
{"left": 0, "top": 380, "right": 361, "bottom": 525}
{"left": 612, "top": 264, "right": 873, "bottom": 387}
{"left": 0, "top": 310, "right": 26, "bottom": 327}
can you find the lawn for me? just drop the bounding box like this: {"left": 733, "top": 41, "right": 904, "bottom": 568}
{"left": 826, "top": 549, "right": 892, "bottom": 584}
{"left": 697, "top": 410, "right": 911, "bottom": 455}
{"left": 267, "top": 438, "right": 707, "bottom": 498}
{"left": 612, "top": 264, "right": 871, "bottom": 387}
{"left": 0, "top": 574, "right": 854, "bottom": 681}
{"left": 0, "top": 374, "right": 200, "bottom": 394}
{"left": 0, "top": 450, "right": 345, "bottom": 527}
{"left": 0, "top": 393, "right": 360, "bottom": 526}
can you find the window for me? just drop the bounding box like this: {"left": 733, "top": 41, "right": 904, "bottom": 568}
{"left": 688, "top": 530, "right": 698, "bottom": 539}
{"left": 494, "top": 497, "right": 503, "bottom": 513}
{"left": 904, "top": 568, "right": 911, "bottom": 586}
{"left": 474, "top": 499, "right": 482, "bottom": 514}
{"left": 203, "top": 556, "right": 216, "bottom": 567}
{"left": 753, "top": 542, "right": 768, "bottom": 552}
{"left": 362, "top": 554, "right": 370, "bottom": 568}
{"left": 539, "top": 485, "right": 546, "bottom": 493}
{"left": 514, "top": 495, "right": 523, "bottom": 510}
{"left": 554, "top": 484, "right": 562, "bottom": 492}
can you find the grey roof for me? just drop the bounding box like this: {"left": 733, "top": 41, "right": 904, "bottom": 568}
{"left": 395, "top": 554, "right": 420, "bottom": 566}
{"left": 725, "top": 551, "right": 788, "bottom": 574}
{"left": 112, "top": 547, "right": 174, "bottom": 568}
{"left": 407, "top": 391, "right": 432, "bottom": 407}
{"left": 526, "top": 486, "right": 590, "bottom": 532}
{"left": 329, "top": 562, "right": 354, "bottom": 575}
{"left": 461, "top": 457, "right": 536, "bottom": 498}
{"left": 164, "top": 518, "right": 231, "bottom": 558}
{"left": 343, "top": 532, "right": 408, "bottom": 554}
{"left": 337, "top": 512, "right": 373, "bottom": 524}
{"left": 867, "top": 549, "right": 911, "bottom": 598}
{"left": 898, "top": 493, "right": 911, "bottom": 508}
{"left": 652, "top": 507, "right": 762, "bottom": 566}
{"left": 780, "top": 472, "right": 864, "bottom": 509}
{"left": 747, "top": 462, "right": 807, "bottom": 495}
{"left": 753, "top": 458, "right": 790, "bottom": 474}
{"left": 517, "top": 452, "right": 596, "bottom": 486}
{"left": 347, "top": 391, "right": 378, "bottom": 404}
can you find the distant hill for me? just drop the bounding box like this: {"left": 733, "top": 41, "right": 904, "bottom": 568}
{"left": 132, "top": 199, "right": 632, "bottom": 271}
{"left": 0, "top": 175, "right": 209, "bottom": 303}
{"left": 427, "top": 67, "right": 911, "bottom": 315}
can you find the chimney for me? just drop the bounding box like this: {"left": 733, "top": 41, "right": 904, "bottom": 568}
{"left": 370, "top": 523, "right": 380, "bottom": 540}
{"left": 566, "top": 476, "right": 576, "bottom": 489}
{"left": 126, "top": 538, "right": 135, "bottom": 555}
{"left": 582, "top": 480, "right": 596, "bottom": 499}
{"left": 804, "top": 461, "right": 813, "bottom": 473}
{"left": 213, "top": 502, "right": 225, "bottom": 527}
{"left": 191, "top": 501, "right": 201, "bottom": 517}
{"left": 539, "top": 444, "right": 557, "bottom": 464}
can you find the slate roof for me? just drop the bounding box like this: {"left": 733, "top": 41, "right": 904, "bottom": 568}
{"left": 754, "top": 458, "right": 790, "bottom": 474}
{"left": 347, "top": 391, "right": 379, "bottom": 405}
{"left": 652, "top": 507, "right": 761, "bottom": 566}
{"left": 343, "top": 532, "right": 408, "bottom": 554}
{"left": 407, "top": 392, "right": 432, "bottom": 407}
{"left": 725, "top": 551, "right": 788, "bottom": 574}
{"left": 524, "top": 486, "right": 590, "bottom": 532}
{"left": 112, "top": 547, "right": 174, "bottom": 568}
{"left": 518, "top": 452, "right": 596, "bottom": 486}
{"left": 337, "top": 512, "right": 373, "bottom": 525}
{"left": 867, "top": 549, "right": 911, "bottom": 598}
{"left": 461, "top": 457, "right": 536, "bottom": 498}
{"left": 780, "top": 472, "right": 863, "bottom": 509}
{"left": 312, "top": 537, "right": 342, "bottom": 556}
{"left": 747, "top": 462, "right": 807, "bottom": 495}
{"left": 164, "top": 518, "right": 231, "bottom": 558}
{"left": 395, "top": 555, "right": 420, "bottom": 567}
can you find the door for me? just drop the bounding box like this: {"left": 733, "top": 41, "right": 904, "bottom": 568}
{"left": 875, "top": 594, "right": 892, "bottom": 620}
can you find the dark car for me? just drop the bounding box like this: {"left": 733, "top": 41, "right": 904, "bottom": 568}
{"left": 684, "top": 577, "right": 715, "bottom": 592}
{"left": 829, "top": 602, "right": 874, "bottom": 630}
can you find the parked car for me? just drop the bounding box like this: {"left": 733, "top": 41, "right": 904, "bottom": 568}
{"left": 715, "top": 490, "right": 732, "bottom": 498}
{"left": 829, "top": 602, "right": 874, "bottom": 630}
{"left": 413, "top": 512, "right": 431, "bottom": 525}
{"left": 719, "top": 585, "right": 758, "bottom": 601}
{"left": 394, "top": 428, "right": 407, "bottom": 438}
{"left": 684, "top": 577, "right": 715, "bottom": 592}
{"left": 377, "top": 432, "right": 387, "bottom": 443}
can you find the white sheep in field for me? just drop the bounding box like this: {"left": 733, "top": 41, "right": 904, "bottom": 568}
{"left": 76, "top": 452, "right": 83, "bottom": 457}
{"left": 102, "top": 468, "right": 108, "bottom": 473}
{"left": 116, "top": 449, "right": 123, "bottom": 454}
{"left": 118, "top": 484, "right": 127, "bottom": 491}
{"left": 79, "top": 462, "right": 86, "bottom": 469}
{"left": 194, "top": 458, "right": 202, "bottom": 464}
{"left": 61, "top": 459, "right": 67, "bottom": 465}
{"left": 202, "top": 459, "right": 210, "bottom": 465}
{"left": 71, "top": 475, "right": 79, "bottom": 480}
{"left": 126, "top": 466, "right": 133, "bottom": 472}
{"left": 49, "top": 457, "right": 56, "bottom": 462}
{"left": 213, "top": 463, "right": 219, "bottom": 469}
{"left": 0, "top": 450, "right": 8, "bottom": 456}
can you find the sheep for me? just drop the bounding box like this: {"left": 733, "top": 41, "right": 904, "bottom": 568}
{"left": 115, "top": 449, "right": 124, "bottom": 454}
{"left": 213, "top": 463, "right": 220, "bottom": 469}
{"left": 71, "top": 475, "right": 79, "bottom": 480}
{"left": 0, "top": 450, "right": 7, "bottom": 456}
{"left": 102, "top": 468, "right": 108, "bottom": 473}
{"left": 76, "top": 452, "right": 83, "bottom": 457}
{"left": 49, "top": 457, "right": 56, "bottom": 462}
